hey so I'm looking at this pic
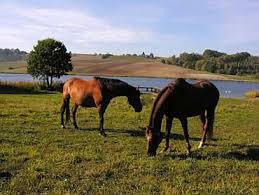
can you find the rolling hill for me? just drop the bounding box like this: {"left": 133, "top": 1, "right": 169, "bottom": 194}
{"left": 0, "top": 54, "right": 228, "bottom": 80}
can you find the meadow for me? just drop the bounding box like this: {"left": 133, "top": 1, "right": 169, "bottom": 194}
{"left": 0, "top": 87, "right": 258, "bottom": 194}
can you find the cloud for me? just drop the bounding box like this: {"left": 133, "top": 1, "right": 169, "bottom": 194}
{"left": 0, "top": 4, "right": 152, "bottom": 51}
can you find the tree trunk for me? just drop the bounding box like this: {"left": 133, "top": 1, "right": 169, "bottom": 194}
{"left": 46, "top": 76, "right": 50, "bottom": 88}
{"left": 50, "top": 76, "right": 53, "bottom": 88}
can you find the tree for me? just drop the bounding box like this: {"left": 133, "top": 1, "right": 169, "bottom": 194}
{"left": 101, "top": 53, "right": 113, "bottom": 59}
{"left": 203, "top": 49, "right": 225, "bottom": 58}
{"left": 0, "top": 48, "right": 27, "bottom": 61}
{"left": 27, "top": 38, "right": 72, "bottom": 88}
{"left": 149, "top": 53, "right": 154, "bottom": 59}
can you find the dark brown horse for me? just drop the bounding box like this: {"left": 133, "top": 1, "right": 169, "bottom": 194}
{"left": 60, "top": 77, "right": 142, "bottom": 136}
{"left": 145, "top": 78, "right": 219, "bottom": 156}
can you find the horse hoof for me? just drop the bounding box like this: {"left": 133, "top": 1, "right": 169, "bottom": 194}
{"left": 99, "top": 132, "right": 107, "bottom": 137}
{"left": 198, "top": 142, "right": 204, "bottom": 149}
{"left": 61, "top": 125, "right": 65, "bottom": 129}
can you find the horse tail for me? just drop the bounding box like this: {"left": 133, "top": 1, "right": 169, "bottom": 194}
{"left": 206, "top": 108, "right": 215, "bottom": 140}
{"left": 64, "top": 96, "right": 70, "bottom": 123}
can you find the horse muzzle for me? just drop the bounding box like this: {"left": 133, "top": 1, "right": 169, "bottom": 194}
{"left": 135, "top": 106, "right": 142, "bottom": 112}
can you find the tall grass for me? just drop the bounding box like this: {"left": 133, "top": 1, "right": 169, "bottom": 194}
{"left": 245, "top": 90, "right": 259, "bottom": 98}
{"left": 0, "top": 81, "right": 63, "bottom": 93}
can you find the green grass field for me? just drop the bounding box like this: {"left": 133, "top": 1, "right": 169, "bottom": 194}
{"left": 0, "top": 90, "right": 259, "bottom": 194}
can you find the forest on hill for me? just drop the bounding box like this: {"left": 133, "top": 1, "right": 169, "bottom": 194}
{"left": 162, "top": 49, "right": 259, "bottom": 76}
{"left": 0, "top": 48, "right": 27, "bottom": 61}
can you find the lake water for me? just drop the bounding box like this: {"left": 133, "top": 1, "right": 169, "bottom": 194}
{"left": 0, "top": 73, "right": 258, "bottom": 98}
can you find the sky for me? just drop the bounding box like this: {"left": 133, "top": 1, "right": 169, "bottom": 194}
{"left": 1, "top": 0, "right": 259, "bottom": 56}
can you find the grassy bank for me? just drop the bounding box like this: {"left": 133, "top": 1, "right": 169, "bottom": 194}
{"left": 0, "top": 92, "right": 258, "bottom": 194}
{"left": 0, "top": 81, "right": 63, "bottom": 94}
{"left": 245, "top": 90, "right": 259, "bottom": 98}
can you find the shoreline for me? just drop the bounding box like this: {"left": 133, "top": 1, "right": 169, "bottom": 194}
{"left": 1, "top": 71, "right": 259, "bottom": 83}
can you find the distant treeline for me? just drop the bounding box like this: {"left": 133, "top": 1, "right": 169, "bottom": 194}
{"left": 0, "top": 48, "right": 27, "bottom": 61}
{"left": 94, "top": 52, "right": 156, "bottom": 59}
{"left": 161, "top": 49, "right": 259, "bottom": 76}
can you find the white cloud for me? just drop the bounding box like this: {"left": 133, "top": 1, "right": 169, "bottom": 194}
{"left": 0, "top": 4, "right": 152, "bottom": 51}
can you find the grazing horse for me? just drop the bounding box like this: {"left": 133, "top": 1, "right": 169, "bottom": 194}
{"left": 145, "top": 78, "right": 219, "bottom": 156}
{"left": 60, "top": 77, "right": 142, "bottom": 137}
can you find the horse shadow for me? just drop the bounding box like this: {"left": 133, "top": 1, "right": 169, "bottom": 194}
{"left": 76, "top": 127, "right": 221, "bottom": 142}
{"left": 167, "top": 144, "right": 259, "bottom": 161}
{"left": 70, "top": 127, "right": 258, "bottom": 161}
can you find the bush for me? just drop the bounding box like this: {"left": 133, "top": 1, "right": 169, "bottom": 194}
{"left": 101, "top": 53, "right": 113, "bottom": 59}
{"left": 167, "top": 60, "right": 172, "bottom": 65}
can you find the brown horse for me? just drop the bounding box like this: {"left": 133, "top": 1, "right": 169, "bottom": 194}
{"left": 145, "top": 78, "right": 219, "bottom": 156}
{"left": 60, "top": 77, "right": 142, "bottom": 136}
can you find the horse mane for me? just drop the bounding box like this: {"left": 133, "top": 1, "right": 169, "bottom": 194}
{"left": 151, "top": 78, "right": 185, "bottom": 113}
{"left": 94, "top": 77, "right": 135, "bottom": 92}
{"left": 148, "top": 81, "right": 176, "bottom": 128}
{"left": 149, "top": 78, "right": 187, "bottom": 129}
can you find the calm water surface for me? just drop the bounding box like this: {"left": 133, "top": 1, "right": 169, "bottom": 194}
{"left": 0, "top": 73, "right": 258, "bottom": 98}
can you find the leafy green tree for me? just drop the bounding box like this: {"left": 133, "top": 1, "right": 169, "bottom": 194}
{"left": 203, "top": 49, "right": 226, "bottom": 58}
{"left": 27, "top": 38, "right": 72, "bottom": 88}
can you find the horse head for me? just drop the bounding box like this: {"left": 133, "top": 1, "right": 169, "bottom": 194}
{"left": 145, "top": 126, "right": 163, "bottom": 156}
{"left": 128, "top": 88, "right": 142, "bottom": 112}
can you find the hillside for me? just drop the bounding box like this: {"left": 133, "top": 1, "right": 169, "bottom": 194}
{"left": 0, "top": 54, "right": 228, "bottom": 80}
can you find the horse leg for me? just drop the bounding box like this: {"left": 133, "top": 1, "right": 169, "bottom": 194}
{"left": 198, "top": 112, "right": 207, "bottom": 148}
{"left": 72, "top": 104, "right": 79, "bottom": 129}
{"left": 180, "top": 117, "right": 191, "bottom": 155}
{"left": 98, "top": 103, "right": 108, "bottom": 137}
{"left": 60, "top": 101, "right": 66, "bottom": 128}
{"left": 60, "top": 97, "right": 70, "bottom": 128}
{"left": 199, "top": 108, "right": 215, "bottom": 148}
{"left": 162, "top": 116, "right": 173, "bottom": 152}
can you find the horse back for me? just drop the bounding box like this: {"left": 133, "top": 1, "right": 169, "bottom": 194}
{"left": 63, "top": 77, "right": 103, "bottom": 107}
{"left": 166, "top": 79, "right": 219, "bottom": 117}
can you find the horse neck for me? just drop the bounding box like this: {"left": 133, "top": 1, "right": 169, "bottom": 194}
{"left": 109, "top": 84, "right": 134, "bottom": 98}
{"left": 148, "top": 87, "right": 169, "bottom": 133}
{"left": 149, "top": 108, "right": 164, "bottom": 133}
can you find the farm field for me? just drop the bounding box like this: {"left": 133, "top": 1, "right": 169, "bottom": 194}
{"left": 0, "top": 54, "right": 229, "bottom": 80}
{"left": 0, "top": 91, "right": 258, "bottom": 194}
